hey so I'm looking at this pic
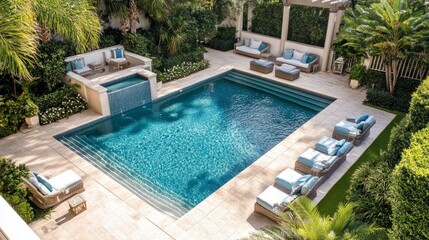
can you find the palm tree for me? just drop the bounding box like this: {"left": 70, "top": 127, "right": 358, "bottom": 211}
{"left": 0, "top": 0, "right": 100, "bottom": 81}
{"left": 337, "top": 0, "right": 429, "bottom": 93}
{"left": 245, "top": 197, "right": 382, "bottom": 240}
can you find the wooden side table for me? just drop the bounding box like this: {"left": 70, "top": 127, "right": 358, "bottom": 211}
{"left": 88, "top": 63, "right": 104, "bottom": 73}
{"left": 68, "top": 194, "right": 87, "bottom": 215}
{"left": 261, "top": 53, "right": 274, "bottom": 61}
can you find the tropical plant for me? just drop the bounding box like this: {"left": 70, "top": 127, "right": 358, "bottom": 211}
{"left": 337, "top": 0, "right": 429, "bottom": 93}
{"left": 0, "top": 0, "right": 100, "bottom": 83}
{"left": 245, "top": 197, "right": 382, "bottom": 240}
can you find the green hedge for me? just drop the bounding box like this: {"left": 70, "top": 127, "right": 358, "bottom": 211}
{"left": 207, "top": 27, "right": 236, "bottom": 51}
{"left": 365, "top": 70, "right": 421, "bottom": 113}
{"left": 389, "top": 127, "right": 429, "bottom": 239}
{"left": 408, "top": 77, "right": 429, "bottom": 132}
{"left": 0, "top": 157, "right": 34, "bottom": 222}
{"left": 158, "top": 60, "right": 210, "bottom": 83}
{"left": 250, "top": 1, "right": 283, "bottom": 38}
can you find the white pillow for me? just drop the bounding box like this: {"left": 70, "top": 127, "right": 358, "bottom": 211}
{"left": 293, "top": 50, "right": 304, "bottom": 61}
{"left": 250, "top": 39, "right": 262, "bottom": 49}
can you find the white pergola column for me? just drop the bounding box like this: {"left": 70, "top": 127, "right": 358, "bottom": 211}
{"left": 247, "top": 5, "right": 254, "bottom": 31}
{"left": 321, "top": 9, "right": 337, "bottom": 72}
{"left": 279, "top": 3, "right": 291, "bottom": 56}
{"left": 236, "top": 3, "right": 244, "bottom": 40}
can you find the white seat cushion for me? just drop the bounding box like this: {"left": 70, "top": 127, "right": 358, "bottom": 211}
{"left": 276, "top": 57, "right": 309, "bottom": 68}
{"left": 108, "top": 57, "right": 127, "bottom": 63}
{"left": 275, "top": 168, "right": 302, "bottom": 192}
{"left": 250, "top": 39, "right": 262, "bottom": 49}
{"left": 257, "top": 186, "right": 289, "bottom": 211}
{"left": 73, "top": 66, "right": 91, "bottom": 74}
{"left": 29, "top": 177, "right": 56, "bottom": 195}
{"left": 236, "top": 46, "right": 261, "bottom": 55}
{"left": 315, "top": 136, "right": 339, "bottom": 155}
{"left": 49, "top": 170, "right": 82, "bottom": 190}
{"left": 298, "top": 148, "right": 337, "bottom": 168}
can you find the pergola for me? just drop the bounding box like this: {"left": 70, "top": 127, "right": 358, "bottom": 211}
{"left": 236, "top": 0, "right": 350, "bottom": 72}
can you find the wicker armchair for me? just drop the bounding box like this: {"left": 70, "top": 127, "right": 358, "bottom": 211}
{"left": 254, "top": 178, "right": 323, "bottom": 222}
{"left": 332, "top": 118, "right": 376, "bottom": 145}
{"left": 22, "top": 173, "right": 85, "bottom": 209}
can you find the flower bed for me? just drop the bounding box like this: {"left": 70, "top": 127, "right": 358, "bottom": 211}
{"left": 158, "top": 60, "right": 210, "bottom": 83}
{"left": 40, "top": 94, "right": 87, "bottom": 125}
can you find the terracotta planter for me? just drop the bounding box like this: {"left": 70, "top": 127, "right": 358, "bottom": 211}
{"left": 157, "top": 81, "right": 163, "bottom": 90}
{"left": 350, "top": 79, "right": 360, "bottom": 89}
{"left": 25, "top": 115, "right": 40, "bottom": 128}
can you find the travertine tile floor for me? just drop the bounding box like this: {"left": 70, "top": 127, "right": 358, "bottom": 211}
{"left": 0, "top": 48, "right": 395, "bottom": 240}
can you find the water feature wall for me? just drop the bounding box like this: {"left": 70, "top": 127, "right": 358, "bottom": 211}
{"left": 107, "top": 81, "right": 151, "bottom": 115}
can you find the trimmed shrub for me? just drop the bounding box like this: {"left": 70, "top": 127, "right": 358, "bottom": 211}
{"left": 158, "top": 60, "right": 210, "bottom": 83}
{"left": 207, "top": 27, "right": 236, "bottom": 51}
{"left": 366, "top": 89, "right": 410, "bottom": 113}
{"left": 385, "top": 116, "right": 412, "bottom": 166}
{"left": 389, "top": 127, "right": 429, "bottom": 239}
{"left": 160, "top": 49, "right": 204, "bottom": 70}
{"left": 121, "top": 33, "right": 151, "bottom": 56}
{"left": 407, "top": 77, "right": 429, "bottom": 132}
{"left": 0, "top": 157, "right": 34, "bottom": 222}
{"left": 99, "top": 34, "right": 116, "bottom": 48}
{"left": 0, "top": 93, "right": 32, "bottom": 138}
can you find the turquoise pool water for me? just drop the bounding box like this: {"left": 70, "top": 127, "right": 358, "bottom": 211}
{"left": 101, "top": 74, "right": 147, "bottom": 92}
{"left": 57, "top": 71, "right": 333, "bottom": 218}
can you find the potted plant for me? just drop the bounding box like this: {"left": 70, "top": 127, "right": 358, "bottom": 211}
{"left": 349, "top": 64, "right": 367, "bottom": 89}
{"left": 23, "top": 96, "right": 40, "bottom": 127}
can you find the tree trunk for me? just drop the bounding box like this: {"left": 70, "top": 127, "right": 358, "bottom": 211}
{"left": 384, "top": 62, "right": 391, "bottom": 93}
{"left": 120, "top": 17, "right": 129, "bottom": 34}
{"left": 391, "top": 58, "right": 399, "bottom": 94}
{"left": 129, "top": 0, "right": 138, "bottom": 34}
{"left": 39, "top": 24, "right": 51, "bottom": 43}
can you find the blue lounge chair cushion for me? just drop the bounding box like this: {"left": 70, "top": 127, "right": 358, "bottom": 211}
{"left": 301, "top": 176, "right": 319, "bottom": 195}
{"left": 336, "top": 139, "right": 346, "bottom": 147}
{"left": 363, "top": 116, "right": 375, "bottom": 131}
{"left": 34, "top": 172, "right": 54, "bottom": 192}
{"left": 253, "top": 59, "right": 274, "bottom": 67}
{"left": 298, "top": 148, "right": 337, "bottom": 168}
{"left": 275, "top": 168, "right": 303, "bottom": 192}
{"left": 315, "top": 136, "right": 340, "bottom": 155}
{"left": 337, "top": 142, "right": 353, "bottom": 156}
{"left": 280, "top": 194, "right": 298, "bottom": 207}
{"left": 283, "top": 49, "right": 294, "bottom": 59}
{"left": 291, "top": 175, "right": 312, "bottom": 195}
{"left": 355, "top": 114, "right": 369, "bottom": 124}
{"left": 257, "top": 186, "right": 289, "bottom": 212}
{"left": 277, "top": 66, "right": 300, "bottom": 74}
{"left": 334, "top": 120, "right": 360, "bottom": 135}
{"left": 356, "top": 121, "right": 365, "bottom": 130}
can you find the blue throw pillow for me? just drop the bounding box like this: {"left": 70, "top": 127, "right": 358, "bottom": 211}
{"left": 283, "top": 49, "right": 293, "bottom": 59}
{"left": 306, "top": 55, "right": 314, "bottom": 63}
{"left": 355, "top": 114, "right": 369, "bottom": 123}
{"left": 337, "top": 142, "right": 353, "bottom": 156}
{"left": 258, "top": 43, "right": 266, "bottom": 51}
{"left": 336, "top": 139, "right": 346, "bottom": 147}
{"left": 73, "top": 59, "right": 84, "bottom": 70}
{"left": 291, "top": 175, "right": 312, "bottom": 194}
{"left": 34, "top": 172, "right": 53, "bottom": 192}
{"left": 301, "top": 53, "right": 309, "bottom": 63}
{"left": 67, "top": 62, "right": 72, "bottom": 72}
{"left": 114, "top": 48, "right": 124, "bottom": 58}
{"left": 363, "top": 116, "right": 375, "bottom": 131}
{"left": 301, "top": 176, "right": 319, "bottom": 195}
{"left": 356, "top": 121, "right": 365, "bottom": 130}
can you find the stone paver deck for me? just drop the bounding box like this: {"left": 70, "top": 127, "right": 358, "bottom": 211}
{"left": 0, "top": 48, "right": 395, "bottom": 240}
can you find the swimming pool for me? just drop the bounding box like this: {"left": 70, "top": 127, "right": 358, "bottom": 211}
{"left": 57, "top": 70, "right": 334, "bottom": 218}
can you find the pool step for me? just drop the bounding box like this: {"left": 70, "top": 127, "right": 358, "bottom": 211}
{"left": 59, "top": 136, "right": 193, "bottom": 218}
{"left": 224, "top": 71, "right": 332, "bottom": 111}
{"left": 228, "top": 71, "right": 333, "bottom": 105}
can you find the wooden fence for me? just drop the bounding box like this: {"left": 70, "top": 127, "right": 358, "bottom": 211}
{"left": 368, "top": 56, "right": 429, "bottom": 81}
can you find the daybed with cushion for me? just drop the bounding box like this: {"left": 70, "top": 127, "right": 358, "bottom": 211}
{"left": 22, "top": 170, "right": 85, "bottom": 209}
{"left": 333, "top": 114, "right": 376, "bottom": 145}
{"left": 276, "top": 49, "right": 320, "bottom": 73}
{"left": 255, "top": 176, "right": 321, "bottom": 222}
{"left": 250, "top": 59, "right": 274, "bottom": 73}
{"left": 275, "top": 64, "right": 300, "bottom": 80}
{"left": 235, "top": 38, "right": 271, "bottom": 59}
{"left": 295, "top": 137, "right": 353, "bottom": 177}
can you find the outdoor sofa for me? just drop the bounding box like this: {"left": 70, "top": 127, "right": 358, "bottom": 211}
{"left": 276, "top": 49, "right": 320, "bottom": 73}
{"left": 234, "top": 38, "right": 271, "bottom": 58}
{"left": 22, "top": 170, "right": 85, "bottom": 209}
{"left": 254, "top": 175, "right": 321, "bottom": 222}
{"left": 333, "top": 114, "right": 376, "bottom": 145}
{"left": 295, "top": 136, "right": 353, "bottom": 178}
